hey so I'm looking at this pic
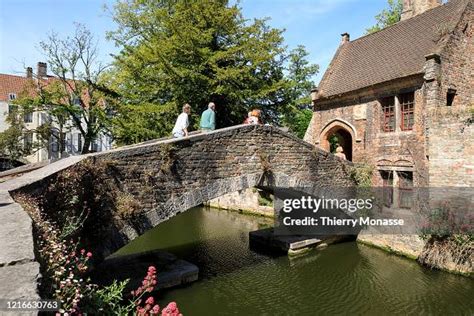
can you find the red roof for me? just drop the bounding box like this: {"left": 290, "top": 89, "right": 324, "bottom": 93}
{"left": 0, "top": 73, "right": 94, "bottom": 106}
{"left": 0, "top": 74, "right": 32, "bottom": 102}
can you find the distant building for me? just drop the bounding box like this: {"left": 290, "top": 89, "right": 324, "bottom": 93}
{"left": 0, "top": 62, "right": 113, "bottom": 168}
{"left": 305, "top": 0, "right": 473, "bottom": 199}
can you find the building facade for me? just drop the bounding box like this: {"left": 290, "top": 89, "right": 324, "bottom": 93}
{"left": 304, "top": 0, "right": 473, "bottom": 194}
{"left": 0, "top": 62, "right": 113, "bottom": 168}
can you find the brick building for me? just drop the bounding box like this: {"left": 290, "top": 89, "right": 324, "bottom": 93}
{"left": 304, "top": 0, "right": 473, "bottom": 196}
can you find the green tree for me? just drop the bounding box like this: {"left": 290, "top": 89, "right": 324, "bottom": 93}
{"left": 39, "top": 24, "right": 113, "bottom": 153}
{"left": 0, "top": 102, "right": 47, "bottom": 162}
{"left": 12, "top": 79, "right": 76, "bottom": 159}
{"left": 0, "top": 111, "right": 31, "bottom": 162}
{"left": 107, "top": 0, "right": 317, "bottom": 144}
{"left": 282, "top": 45, "right": 318, "bottom": 138}
{"left": 366, "top": 0, "right": 403, "bottom": 34}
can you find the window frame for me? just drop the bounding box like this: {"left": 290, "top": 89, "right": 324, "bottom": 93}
{"left": 24, "top": 111, "right": 33, "bottom": 123}
{"left": 398, "top": 171, "right": 414, "bottom": 209}
{"left": 399, "top": 92, "right": 415, "bottom": 131}
{"left": 381, "top": 97, "right": 396, "bottom": 132}
{"left": 23, "top": 132, "right": 33, "bottom": 151}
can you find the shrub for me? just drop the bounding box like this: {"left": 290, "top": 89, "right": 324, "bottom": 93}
{"left": 350, "top": 163, "right": 373, "bottom": 187}
{"left": 15, "top": 193, "right": 182, "bottom": 315}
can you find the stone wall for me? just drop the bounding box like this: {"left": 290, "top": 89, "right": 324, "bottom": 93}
{"left": 0, "top": 155, "right": 86, "bottom": 304}
{"left": 7, "top": 125, "right": 354, "bottom": 262}
{"left": 207, "top": 188, "right": 274, "bottom": 217}
{"left": 428, "top": 2, "right": 473, "bottom": 187}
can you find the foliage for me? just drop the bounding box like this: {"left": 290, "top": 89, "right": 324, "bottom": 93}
{"left": 0, "top": 111, "right": 32, "bottom": 161}
{"left": 16, "top": 191, "right": 182, "bottom": 315}
{"left": 420, "top": 203, "right": 473, "bottom": 241}
{"left": 257, "top": 191, "right": 273, "bottom": 207}
{"left": 116, "top": 192, "right": 142, "bottom": 219}
{"left": 111, "top": 103, "right": 176, "bottom": 146}
{"left": 16, "top": 194, "right": 94, "bottom": 314}
{"left": 106, "top": 0, "right": 317, "bottom": 144}
{"left": 366, "top": 0, "right": 403, "bottom": 34}
{"left": 328, "top": 134, "right": 339, "bottom": 153}
{"left": 350, "top": 163, "right": 373, "bottom": 187}
{"left": 258, "top": 152, "right": 272, "bottom": 172}
{"left": 86, "top": 279, "right": 130, "bottom": 315}
{"left": 157, "top": 144, "right": 177, "bottom": 174}
{"left": 36, "top": 23, "right": 115, "bottom": 153}
{"left": 86, "top": 266, "right": 182, "bottom": 316}
{"left": 281, "top": 46, "right": 319, "bottom": 138}
{"left": 11, "top": 79, "right": 78, "bottom": 159}
{"left": 418, "top": 235, "right": 473, "bottom": 275}
{"left": 285, "top": 108, "right": 313, "bottom": 139}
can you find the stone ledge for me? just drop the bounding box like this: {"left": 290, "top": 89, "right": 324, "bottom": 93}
{"left": 0, "top": 262, "right": 41, "bottom": 300}
{"left": 0, "top": 201, "right": 36, "bottom": 267}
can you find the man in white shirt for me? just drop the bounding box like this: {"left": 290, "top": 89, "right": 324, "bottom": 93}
{"left": 172, "top": 103, "right": 191, "bottom": 138}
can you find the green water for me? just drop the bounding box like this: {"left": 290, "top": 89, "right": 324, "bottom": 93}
{"left": 118, "top": 207, "right": 474, "bottom": 316}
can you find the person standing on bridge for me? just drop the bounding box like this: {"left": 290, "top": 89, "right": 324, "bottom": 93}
{"left": 172, "top": 103, "right": 191, "bottom": 138}
{"left": 200, "top": 102, "right": 216, "bottom": 132}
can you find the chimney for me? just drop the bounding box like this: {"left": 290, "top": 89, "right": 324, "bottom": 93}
{"left": 311, "top": 88, "right": 319, "bottom": 102}
{"left": 401, "top": 0, "right": 442, "bottom": 21}
{"left": 37, "top": 62, "right": 47, "bottom": 78}
{"left": 26, "top": 67, "right": 33, "bottom": 79}
{"left": 341, "top": 32, "right": 350, "bottom": 44}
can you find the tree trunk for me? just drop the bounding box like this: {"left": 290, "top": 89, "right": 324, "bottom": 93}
{"left": 82, "top": 136, "right": 91, "bottom": 154}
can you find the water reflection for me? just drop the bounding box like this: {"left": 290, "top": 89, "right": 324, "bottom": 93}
{"left": 119, "top": 207, "right": 474, "bottom": 316}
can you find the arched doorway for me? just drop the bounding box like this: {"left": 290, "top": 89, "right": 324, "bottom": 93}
{"left": 322, "top": 126, "right": 353, "bottom": 161}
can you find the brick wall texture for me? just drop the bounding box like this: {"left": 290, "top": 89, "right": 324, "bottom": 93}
{"left": 306, "top": 2, "right": 473, "bottom": 188}
{"left": 16, "top": 125, "right": 354, "bottom": 259}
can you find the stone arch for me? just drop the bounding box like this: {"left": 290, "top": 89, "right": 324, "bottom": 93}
{"left": 319, "top": 119, "right": 358, "bottom": 161}
{"left": 6, "top": 124, "right": 355, "bottom": 262}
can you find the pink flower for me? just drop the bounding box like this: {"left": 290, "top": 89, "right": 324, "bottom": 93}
{"left": 80, "top": 249, "right": 85, "bottom": 255}
{"left": 161, "top": 302, "right": 180, "bottom": 316}
{"left": 166, "top": 302, "right": 177, "bottom": 311}
{"left": 86, "top": 252, "right": 92, "bottom": 258}
{"left": 152, "top": 305, "right": 160, "bottom": 314}
{"left": 146, "top": 297, "right": 155, "bottom": 305}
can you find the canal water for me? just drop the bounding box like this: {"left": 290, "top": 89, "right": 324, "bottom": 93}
{"left": 118, "top": 207, "right": 474, "bottom": 316}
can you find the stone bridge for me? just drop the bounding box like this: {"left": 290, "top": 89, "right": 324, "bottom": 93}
{"left": 0, "top": 124, "right": 354, "bottom": 300}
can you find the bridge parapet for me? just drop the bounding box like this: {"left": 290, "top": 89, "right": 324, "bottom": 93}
{"left": 0, "top": 124, "right": 355, "bottom": 299}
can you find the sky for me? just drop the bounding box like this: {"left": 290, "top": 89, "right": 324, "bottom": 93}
{"left": 0, "top": 0, "right": 387, "bottom": 85}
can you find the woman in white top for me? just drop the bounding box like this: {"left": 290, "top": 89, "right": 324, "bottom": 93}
{"left": 172, "top": 104, "right": 191, "bottom": 138}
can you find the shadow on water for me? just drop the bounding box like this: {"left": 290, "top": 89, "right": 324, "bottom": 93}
{"left": 113, "top": 207, "right": 474, "bottom": 316}
{"left": 115, "top": 206, "right": 277, "bottom": 279}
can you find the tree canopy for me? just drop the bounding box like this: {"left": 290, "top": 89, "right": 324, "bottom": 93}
{"left": 38, "top": 24, "right": 113, "bottom": 154}
{"left": 366, "top": 0, "right": 403, "bottom": 34}
{"left": 107, "top": 0, "right": 317, "bottom": 144}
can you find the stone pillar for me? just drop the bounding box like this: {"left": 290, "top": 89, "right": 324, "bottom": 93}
{"left": 423, "top": 53, "right": 441, "bottom": 185}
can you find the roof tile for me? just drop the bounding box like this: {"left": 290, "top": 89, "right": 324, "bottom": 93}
{"left": 317, "top": 0, "right": 468, "bottom": 99}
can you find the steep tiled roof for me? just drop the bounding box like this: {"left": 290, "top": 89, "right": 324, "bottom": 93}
{"left": 317, "top": 0, "right": 469, "bottom": 100}
{"left": 0, "top": 73, "right": 92, "bottom": 105}
{"left": 0, "top": 74, "right": 32, "bottom": 102}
